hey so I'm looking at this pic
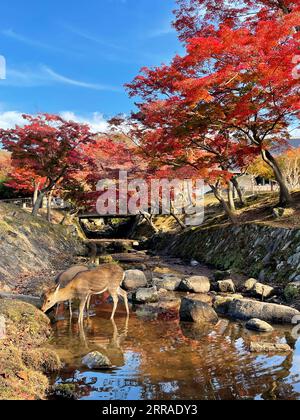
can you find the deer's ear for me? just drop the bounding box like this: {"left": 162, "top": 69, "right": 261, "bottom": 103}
{"left": 54, "top": 284, "right": 60, "bottom": 295}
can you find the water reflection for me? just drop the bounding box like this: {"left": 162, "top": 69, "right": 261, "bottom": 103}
{"left": 50, "top": 304, "right": 300, "bottom": 400}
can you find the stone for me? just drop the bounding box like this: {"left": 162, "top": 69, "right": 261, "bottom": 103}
{"left": 135, "top": 287, "right": 159, "bottom": 303}
{"left": 244, "top": 279, "right": 274, "bottom": 299}
{"left": 180, "top": 296, "right": 218, "bottom": 324}
{"left": 123, "top": 270, "right": 147, "bottom": 291}
{"left": 245, "top": 318, "right": 274, "bottom": 333}
{"left": 180, "top": 276, "right": 210, "bottom": 294}
{"left": 218, "top": 279, "right": 235, "bottom": 293}
{"left": 190, "top": 260, "right": 200, "bottom": 267}
{"left": 244, "top": 278, "right": 258, "bottom": 292}
{"left": 154, "top": 277, "right": 182, "bottom": 291}
{"left": 252, "top": 282, "right": 274, "bottom": 299}
{"left": 213, "top": 294, "right": 244, "bottom": 315}
{"left": 228, "top": 298, "right": 300, "bottom": 324}
{"left": 82, "top": 352, "right": 112, "bottom": 370}
{"left": 250, "top": 342, "right": 292, "bottom": 353}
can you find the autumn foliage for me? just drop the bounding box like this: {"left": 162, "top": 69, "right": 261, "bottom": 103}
{"left": 125, "top": 0, "right": 300, "bottom": 220}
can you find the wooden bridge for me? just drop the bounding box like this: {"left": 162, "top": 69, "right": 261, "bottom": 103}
{"left": 78, "top": 212, "right": 137, "bottom": 220}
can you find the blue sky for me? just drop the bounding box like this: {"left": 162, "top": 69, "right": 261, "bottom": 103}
{"left": 0, "top": 0, "right": 181, "bottom": 130}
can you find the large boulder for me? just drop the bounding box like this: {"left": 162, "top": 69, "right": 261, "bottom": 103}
{"left": 228, "top": 298, "right": 299, "bottom": 324}
{"left": 154, "top": 276, "right": 182, "bottom": 291}
{"left": 82, "top": 352, "right": 112, "bottom": 370}
{"left": 180, "top": 296, "right": 218, "bottom": 324}
{"left": 135, "top": 287, "right": 159, "bottom": 303}
{"left": 180, "top": 276, "right": 211, "bottom": 294}
{"left": 218, "top": 279, "right": 235, "bottom": 293}
{"left": 123, "top": 270, "right": 147, "bottom": 291}
{"left": 245, "top": 318, "right": 274, "bottom": 333}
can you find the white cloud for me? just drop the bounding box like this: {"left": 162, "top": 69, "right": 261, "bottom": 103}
{"left": 0, "top": 110, "right": 109, "bottom": 133}
{"left": 2, "top": 29, "right": 65, "bottom": 53}
{"left": 0, "top": 111, "right": 26, "bottom": 129}
{"left": 2, "top": 64, "right": 121, "bottom": 92}
{"left": 59, "top": 111, "right": 109, "bottom": 133}
{"left": 42, "top": 66, "right": 121, "bottom": 92}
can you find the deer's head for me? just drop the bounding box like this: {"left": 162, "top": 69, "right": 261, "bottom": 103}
{"left": 41, "top": 285, "right": 61, "bottom": 313}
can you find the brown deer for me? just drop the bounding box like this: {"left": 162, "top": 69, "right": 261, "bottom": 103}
{"left": 42, "top": 263, "right": 129, "bottom": 323}
{"left": 54, "top": 265, "right": 89, "bottom": 317}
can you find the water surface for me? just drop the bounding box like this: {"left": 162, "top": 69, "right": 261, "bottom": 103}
{"left": 50, "top": 303, "right": 300, "bottom": 400}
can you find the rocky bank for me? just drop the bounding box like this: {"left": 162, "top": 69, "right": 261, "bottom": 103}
{"left": 151, "top": 223, "right": 300, "bottom": 287}
{"left": 0, "top": 203, "right": 84, "bottom": 291}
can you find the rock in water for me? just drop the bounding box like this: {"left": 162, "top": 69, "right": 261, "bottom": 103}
{"left": 135, "top": 287, "right": 159, "bottom": 303}
{"left": 250, "top": 342, "right": 292, "bottom": 353}
{"left": 123, "top": 270, "right": 147, "bottom": 291}
{"left": 154, "top": 277, "right": 182, "bottom": 291}
{"left": 82, "top": 352, "right": 112, "bottom": 370}
{"left": 180, "top": 296, "right": 218, "bottom": 324}
{"left": 244, "top": 278, "right": 258, "bottom": 292}
{"left": 213, "top": 295, "right": 244, "bottom": 315}
{"left": 228, "top": 298, "right": 300, "bottom": 324}
{"left": 252, "top": 283, "right": 274, "bottom": 299}
{"left": 180, "top": 276, "right": 211, "bottom": 294}
{"left": 245, "top": 318, "right": 274, "bottom": 332}
{"left": 218, "top": 279, "right": 235, "bottom": 293}
{"left": 244, "top": 279, "right": 274, "bottom": 299}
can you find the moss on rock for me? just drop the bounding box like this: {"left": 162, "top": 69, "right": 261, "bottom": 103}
{"left": 0, "top": 299, "right": 60, "bottom": 400}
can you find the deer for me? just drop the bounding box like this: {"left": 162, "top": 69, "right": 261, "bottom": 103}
{"left": 54, "top": 265, "right": 89, "bottom": 318}
{"left": 41, "top": 263, "right": 129, "bottom": 324}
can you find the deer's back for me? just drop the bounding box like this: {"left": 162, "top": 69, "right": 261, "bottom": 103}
{"left": 56, "top": 265, "right": 89, "bottom": 288}
{"left": 72, "top": 264, "right": 124, "bottom": 295}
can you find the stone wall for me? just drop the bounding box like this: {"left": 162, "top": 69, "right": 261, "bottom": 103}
{"left": 0, "top": 203, "right": 84, "bottom": 287}
{"left": 152, "top": 223, "right": 300, "bottom": 286}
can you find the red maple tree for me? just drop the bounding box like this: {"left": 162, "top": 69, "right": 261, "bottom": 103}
{"left": 126, "top": 1, "right": 300, "bottom": 215}
{"left": 0, "top": 114, "right": 99, "bottom": 216}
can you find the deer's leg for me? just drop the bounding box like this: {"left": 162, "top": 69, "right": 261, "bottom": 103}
{"left": 86, "top": 295, "right": 91, "bottom": 315}
{"left": 118, "top": 288, "right": 130, "bottom": 316}
{"left": 69, "top": 299, "right": 73, "bottom": 319}
{"left": 110, "top": 293, "right": 119, "bottom": 320}
{"left": 78, "top": 296, "right": 88, "bottom": 325}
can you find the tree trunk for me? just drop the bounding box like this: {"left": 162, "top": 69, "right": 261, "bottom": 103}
{"left": 227, "top": 181, "right": 236, "bottom": 212}
{"left": 32, "top": 192, "right": 45, "bottom": 217}
{"left": 261, "top": 149, "right": 293, "bottom": 207}
{"left": 33, "top": 182, "right": 40, "bottom": 206}
{"left": 140, "top": 211, "right": 159, "bottom": 233}
{"left": 210, "top": 184, "right": 238, "bottom": 224}
{"left": 170, "top": 211, "right": 186, "bottom": 230}
{"left": 47, "top": 190, "right": 53, "bottom": 223}
{"left": 231, "top": 176, "right": 245, "bottom": 206}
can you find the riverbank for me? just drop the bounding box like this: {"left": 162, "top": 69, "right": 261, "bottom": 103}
{"left": 0, "top": 203, "right": 84, "bottom": 294}
{"left": 149, "top": 222, "right": 300, "bottom": 310}
{"left": 0, "top": 299, "right": 61, "bottom": 400}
